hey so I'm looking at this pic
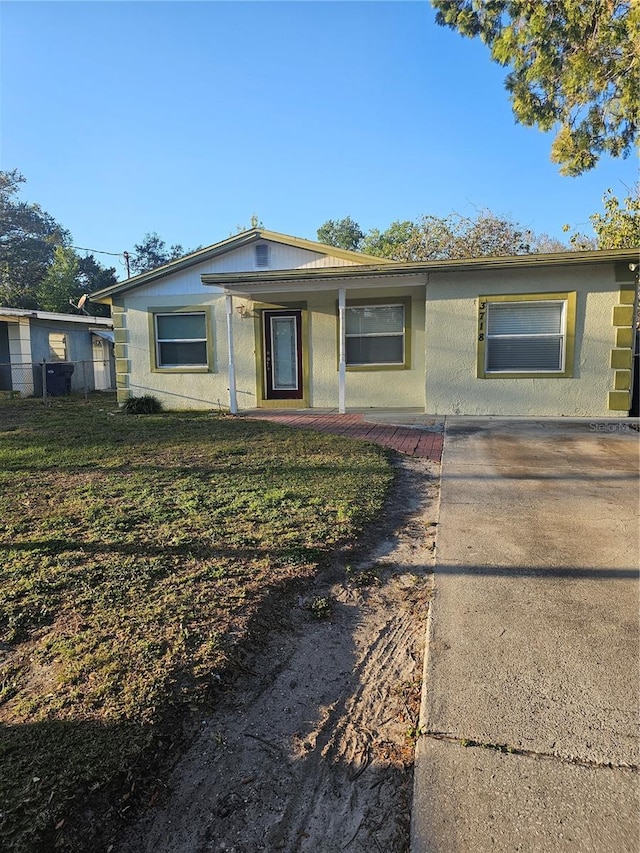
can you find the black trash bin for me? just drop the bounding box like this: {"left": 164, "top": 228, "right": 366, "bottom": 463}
{"left": 46, "top": 362, "right": 74, "bottom": 396}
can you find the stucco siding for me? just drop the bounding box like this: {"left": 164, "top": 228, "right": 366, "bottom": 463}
{"left": 117, "top": 258, "right": 633, "bottom": 415}
{"left": 122, "top": 284, "right": 426, "bottom": 411}
{"left": 425, "top": 264, "right": 624, "bottom": 417}
{"left": 254, "top": 286, "right": 426, "bottom": 409}
{"left": 122, "top": 294, "right": 254, "bottom": 410}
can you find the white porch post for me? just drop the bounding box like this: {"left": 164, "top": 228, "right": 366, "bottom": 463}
{"left": 338, "top": 287, "right": 346, "bottom": 414}
{"left": 225, "top": 293, "right": 238, "bottom": 414}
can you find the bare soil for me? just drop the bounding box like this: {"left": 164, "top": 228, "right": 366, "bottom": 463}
{"left": 115, "top": 456, "right": 439, "bottom": 853}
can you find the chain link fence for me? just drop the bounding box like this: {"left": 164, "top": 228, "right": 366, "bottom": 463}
{"left": 0, "top": 360, "right": 114, "bottom": 402}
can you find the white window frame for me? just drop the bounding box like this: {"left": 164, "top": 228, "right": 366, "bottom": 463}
{"left": 345, "top": 303, "right": 406, "bottom": 368}
{"left": 154, "top": 311, "right": 208, "bottom": 369}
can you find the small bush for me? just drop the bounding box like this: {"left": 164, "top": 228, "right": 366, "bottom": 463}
{"left": 346, "top": 564, "right": 381, "bottom": 588}
{"left": 307, "top": 596, "right": 332, "bottom": 620}
{"left": 122, "top": 394, "right": 163, "bottom": 415}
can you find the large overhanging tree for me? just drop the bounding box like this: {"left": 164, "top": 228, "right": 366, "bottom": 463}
{"left": 431, "top": 1, "right": 639, "bottom": 175}
{"left": 0, "top": 170, "right": 70, "bottom": 308}
{"left": 0, "top": 170, "right": 115, "bottom": 313}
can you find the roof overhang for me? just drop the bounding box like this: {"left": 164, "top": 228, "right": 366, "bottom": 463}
{"left": 0, "top": 307, "right": 113, "bottom": 326}
{"left": 90, "top": 329, "right": 115, "bottom": 343}
{"left": 201, "top": 248, "right": 640, "bottom": 297}
{"left": 206, "top": 269, "right": 428, "bottom": 298}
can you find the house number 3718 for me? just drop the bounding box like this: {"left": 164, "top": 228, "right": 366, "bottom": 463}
{"left": 478, "top": 301, "right": 486, "bottom": 342}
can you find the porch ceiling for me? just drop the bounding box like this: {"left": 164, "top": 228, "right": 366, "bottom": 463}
{"left": 206, "top": 272, "right": 428, "bottom": 298}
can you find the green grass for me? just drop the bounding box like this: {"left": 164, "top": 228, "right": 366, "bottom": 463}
{"left": 0, "top": 394, "right": 395, "bottom": 852}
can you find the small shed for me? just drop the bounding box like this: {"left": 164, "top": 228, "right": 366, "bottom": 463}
{"left": 0, "top": 308, "right": 114, "bottom": 396}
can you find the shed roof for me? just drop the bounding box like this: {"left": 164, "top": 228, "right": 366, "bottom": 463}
{"left": 0, "top": 307, "right": 113, "bottom": 326}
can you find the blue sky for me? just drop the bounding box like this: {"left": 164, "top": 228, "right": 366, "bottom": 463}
{"left": 1, "top": 1, "right": 637, "bottom": 276}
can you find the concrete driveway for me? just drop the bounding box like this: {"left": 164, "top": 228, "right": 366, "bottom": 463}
{"left": 412, "top": 418, "right": 639, "bottom": 853}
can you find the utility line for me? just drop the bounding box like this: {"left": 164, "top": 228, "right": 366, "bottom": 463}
{"left": 69, "top": 245, "right": 125, "bottom": 257}
{"left": 3, "top": 234, "right": 128, "bottom": 258}
{"left": 67, "top": 244, "right": 131, "bottom": 276}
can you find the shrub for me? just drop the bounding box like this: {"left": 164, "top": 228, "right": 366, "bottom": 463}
{"left": 307, "top": 596, "right": 332, "bottom": 620}
{"left": 122, "top": 394, "right": 163, "bottom": 415}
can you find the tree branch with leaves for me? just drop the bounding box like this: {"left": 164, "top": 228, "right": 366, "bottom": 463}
{"left": 319, "top": 209, "right": 566, "bottom": 261}
{"left": 564, "top": 184, "right": 640, "bottom": 248}
{"left": 431, "top": 1, "right": 639, "bottom": 175}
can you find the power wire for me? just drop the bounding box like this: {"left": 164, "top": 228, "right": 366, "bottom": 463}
{"left": 69, "top": 245, "right": 124, "bottom": 258}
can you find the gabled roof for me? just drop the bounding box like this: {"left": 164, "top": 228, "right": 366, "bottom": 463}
{"left": 90, "top": 228, "right": 394, "bottom": 301}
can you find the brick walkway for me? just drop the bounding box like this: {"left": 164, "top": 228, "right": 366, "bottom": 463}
{"left": 245, "top": 412, "right": 443, "bottom": 462}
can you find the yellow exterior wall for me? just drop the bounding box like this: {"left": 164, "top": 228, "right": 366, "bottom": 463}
{"left": 120, "top": 285, "right": 426, "bottom": 411}
{"left": 255, "top": 286, "right": 426, "bottom": 409}
{"left": 117, "top": 262, "right": 633, "bottom": 416}
{"left": 425, "top": 264, "right": 629, "bottom": 417}
{"left": 123, "top": 292, "right": 258, "bottom": 410}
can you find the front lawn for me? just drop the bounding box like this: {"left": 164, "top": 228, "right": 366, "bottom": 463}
{"left": 0, "top": 395, "right": 394, "bottom": 852}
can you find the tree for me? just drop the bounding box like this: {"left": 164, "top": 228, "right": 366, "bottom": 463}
{"left": 70, "top": 254, "right": 114, "bottom": 317}
{"left": 589, "top": 186, "right": 640, "bottom": 248}
{"left": 316, "top": 217, "right": 365, "bottom": 251}
{"left": 0, "top": 169, "right": 70, "bottom": 307}
{"left": 529, "top": 233, "right": 569, "bottom": 254}
{"left": 360, "top": 209, "right": 564, "bottom": 261}
{"left": 34, "top": 248, "right": 114, "bottom": 316}
{"left": 37, "top": 246, "right": 80, "bottom": 313}
{"left": 360, "top": 221, "right": 418, "bottom": 259}
{"left": 0, "top": 170, "right": 116, "bottom": 314}
{"left": 131, "top": 232, "right": 185, "bottom": 275}
{"left": 77, "top": 254, "right": 117, "bottom": 300}
{"left": 432, "top": 2, "right": 639, "bottom": 176}
{"left": 565, "top": 185, "right": 640, "bottom": 248}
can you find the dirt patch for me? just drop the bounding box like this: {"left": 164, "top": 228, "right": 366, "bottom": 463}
{"left": 115, "top": 456, "right": 439, "bottom": 853}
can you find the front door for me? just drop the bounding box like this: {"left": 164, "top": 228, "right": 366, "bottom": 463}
{"left": 263, "top": 310, "right": 303, "bottom": 400}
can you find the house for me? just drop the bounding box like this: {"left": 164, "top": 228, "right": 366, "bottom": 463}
{"left": 89, "top": 229, "right": 639, "bottom": 418}
{"left": 0, "top": 307, "right": 115, "bottom": 396}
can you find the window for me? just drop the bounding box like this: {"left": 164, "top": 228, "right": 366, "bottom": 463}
{"left": 345, "top": 304, "right": 406, "bottom": 366}
{"left": 255, "top": 244, "right": 270, "bottom": 268}
{"left": 478, "top": 293, "right": 575, "bottom": 378}
{"left": 48, "top": 333, "right": 67, "bottom": 360}
{"left": 154, "top": 312, "right": 208, "bottom": 368}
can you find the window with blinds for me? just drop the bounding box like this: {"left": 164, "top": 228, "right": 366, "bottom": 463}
{"left": 485, "top": 301, "right": 566, "bottom": 372}
{"left": 345, "top": 304, "right": 405, "bottom": 365}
